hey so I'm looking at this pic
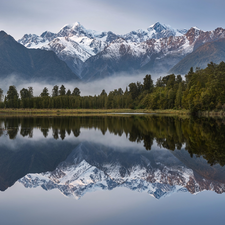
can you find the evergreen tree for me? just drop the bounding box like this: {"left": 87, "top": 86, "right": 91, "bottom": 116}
{"left": 117, "top": 88, "right": 123, "bottom": 95}
{"left": 100, "top": 89, "right": 107, "bottom": 96}
{"left": 6, "top": 86, "right": 19, "bottom": 108}
{"left": 66, "top": 89, "right": 71, "bottom": 96}
{"left": 175, "top": 83, "right": 183, "bottom": 108}
{"left": 129, "top": 83, "right": 138, "bottom": 100}
{"left": 59, "top": 85, "right": 66, "bottom": 96}
{"left": 72, "top": 87, "right": 81, "bottom": 96}
{"left": 20, "top": 88, "right": 30, "bottom": 100}
{"left": 143, "top": 74, "right": 154, "bottom": 92}
{"left": 185, "top": 67, "right": 194, "bottom": 88}
{"left": 52, "top": 85, "right": 59, "bottom": 97}
{"left": 40, "top": 87, "right": 49, "bottom": 97}
{"left": 0, "top": 88, "right": 3, "bottom": 102}
{"left": 28, "top": 87, "right": 33, "bottom": 98}
{"left": 156, "top": 77, "right": 164, "bottom": 87}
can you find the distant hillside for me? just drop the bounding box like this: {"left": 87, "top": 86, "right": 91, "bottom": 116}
{"left": 0, "top": 31, "right": 79, "bottom": 81}
{"left": 169, "top": 38, "right": 225, "bottom": 74}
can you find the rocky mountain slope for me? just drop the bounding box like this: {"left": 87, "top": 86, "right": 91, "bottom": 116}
{"left": 19, "top": 142, "right": 225, "bottom": 199}
{"left": 0, "top": 31, "right": 79, "bottom": 81}
{"left": 169, "top": 38, "right": 225, "bottom": 74}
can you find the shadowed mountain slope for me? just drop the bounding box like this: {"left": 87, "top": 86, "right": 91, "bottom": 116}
{"left": 0, "top": 31, "right": 79, "bottom": 81}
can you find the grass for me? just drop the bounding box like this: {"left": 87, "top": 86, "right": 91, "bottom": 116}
{"left": 0, "top": 108, "right": 192, "bottom": 119}
{"left": 0, "top": 108, "right": 190, "bottom": 115}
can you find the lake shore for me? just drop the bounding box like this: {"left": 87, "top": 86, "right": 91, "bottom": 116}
{"left": 1, "top": 108, "right": 225, "bottom": 118}
{"left": 0, "top": 108, "right": 190, "bottom": 116}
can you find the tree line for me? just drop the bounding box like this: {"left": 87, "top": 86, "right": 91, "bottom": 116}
{"left": 1, "top": 62, "right": 225, "bottom": 111}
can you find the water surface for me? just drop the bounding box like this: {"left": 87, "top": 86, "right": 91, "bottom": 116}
{"left": 0, "top": 115, "right": 225, "bottom": 224}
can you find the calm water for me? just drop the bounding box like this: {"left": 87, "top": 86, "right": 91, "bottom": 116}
{"left": 0, "top": 115, "right": 225, "bottom": 225}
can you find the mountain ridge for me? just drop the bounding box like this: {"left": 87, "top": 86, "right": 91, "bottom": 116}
{"left": 0, "top": 30, "right": 79, "bottom": 81}
{"left": 169, "top": 38, "right": 225, "bottom": 74}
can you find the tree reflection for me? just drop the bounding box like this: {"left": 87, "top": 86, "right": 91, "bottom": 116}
{"left": 0, "top": 116, "right": 225, "bottom": 166}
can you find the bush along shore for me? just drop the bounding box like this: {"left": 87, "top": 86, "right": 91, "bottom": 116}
{"left": 1, "top": 62, "right": 225, "bottom": 115}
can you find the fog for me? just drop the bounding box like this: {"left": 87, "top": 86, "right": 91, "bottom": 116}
{"left": 0, "top": 72, "right": 163, "bottom": 97}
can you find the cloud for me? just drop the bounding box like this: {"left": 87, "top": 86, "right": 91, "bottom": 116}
{"left": 0, "top": 72, "right": 162, "bottom": 97}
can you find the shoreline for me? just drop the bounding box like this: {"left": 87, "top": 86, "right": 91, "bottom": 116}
{"left": 1, "top": 108, "right": 224, "bottom": 118}
{"left": 0, "top": 108, "right": 190, "bottom": 116}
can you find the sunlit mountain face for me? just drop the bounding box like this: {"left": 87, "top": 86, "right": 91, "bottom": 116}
{"left": 1, "top": 115, "right": 225, "bottom": 199}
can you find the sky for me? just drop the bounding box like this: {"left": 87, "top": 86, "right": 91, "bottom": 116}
{"left": 0, "top": 0, "right": 225, "bottom": 40}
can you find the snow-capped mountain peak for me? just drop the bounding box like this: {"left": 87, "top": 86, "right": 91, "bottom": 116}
{"left": 192, "top": 26, "right": 201, "bottom": 30}
{"left": 148, "top": 22, "right": 168, "bottom": 32}
{"left": 72, "top": 21, "right": 81, "bottom": 28}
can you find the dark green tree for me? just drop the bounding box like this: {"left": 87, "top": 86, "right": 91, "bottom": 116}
{"left": 66, "top": 89, "right": 71, "bottom": 96}
{"left": 0, "top": 88, "right": 3, "bottom": 102}
{"left": 117, "top": 88, "right": 123, "bottom": 95}
{"left": 59, "top": 85, "right": 66, "bottom": 96}
{"left": 52, "top": 85, "right": 59, "bottom": 97}
{"left": 143, "top": 74, "right": 154, "bottom": 92}
{"left": 20, "top": 88, "right": 30, "bottom": 100}
{"left": 28, "top": 87, "right": 33, "bottom": 98}
{"left": 156, "top": 77, "right": 164, "bottom": 87}
{"left": 72, "top": 87, "right": 81, "bottom": 96}
{"left": 129, "top": 83, "right": 138, "bottom": 100}
{"left": 6, "top": 86, "right": 19, "bottom": 108}
{"left": 100, "top": 89, "right": 107, "bottom": 96}
{"left": 40, "top": 87, "right": 49, "bottom": 97}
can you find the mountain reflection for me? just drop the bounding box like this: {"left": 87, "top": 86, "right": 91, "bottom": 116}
{"left": 19, "top": 142, "right": 225, "bottom": 199}
{"left": 1, "top": 115, "right": 225, "bottom": 198}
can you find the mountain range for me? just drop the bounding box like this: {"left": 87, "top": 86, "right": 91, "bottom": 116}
{"left": 1, "top": 22, "right": 225, "bottom": 81}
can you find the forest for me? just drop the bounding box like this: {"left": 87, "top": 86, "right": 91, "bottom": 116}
{"left": 0, "top": 61, "right": 225, "bottom": 113}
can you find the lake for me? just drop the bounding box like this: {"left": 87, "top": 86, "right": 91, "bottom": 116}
{"left": 0, "top": 115, "right": 225, "bottom": 225}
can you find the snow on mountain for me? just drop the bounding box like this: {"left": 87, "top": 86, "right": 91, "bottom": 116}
{"left": 18, "top": 142, "right": 225, "bottom": 199}
{"left": 18, "top": 34, "right": 49, "bottom": 49}
{"left": 121, "top": 22, "right": 187, "bottom": 43}
{"left": 81, "top": 26, "right": 225, "bottom": 80}
{"left": 18, "top": 23, "right": 225, "bottom": 80}
{"left": 18, "top": 22, "right": 109, "bottom": 76}
{"left": 102, "top": 38, "right": 147, "bottom": 59}
{"left": 18, "top": 22, "right": 188, "bottom": 77}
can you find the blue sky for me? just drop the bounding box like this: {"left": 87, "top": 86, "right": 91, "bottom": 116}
{"left": 0, "top": 0, "right": 225, "bottom": 39}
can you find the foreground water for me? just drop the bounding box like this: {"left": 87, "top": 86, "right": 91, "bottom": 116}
{"left": 0, "top": 115, "right": 225, "bottom": 225}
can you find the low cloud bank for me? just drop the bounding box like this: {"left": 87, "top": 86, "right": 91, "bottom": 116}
{"left": 0, "top": 72, "right": 163, "bottom": 97}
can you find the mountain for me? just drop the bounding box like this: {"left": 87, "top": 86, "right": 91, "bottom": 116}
{"left": 0, "top": 31, "right": 79, "bottom": 81}
{"left": 81, "top": 27, "right": 225, "bottom": 80}
{"left": 169, "top": 38, "right": 225, "bottom": 74}
{"left": 18, "top": 22, "right": 113, "bottom": 76}
{"left": 19, "top": 142, "right": 225, "bottom": 199}
{"left": 17, "top": 23, "right": 225, "bottom": 80}
{"left": 18, "top": 22, "right": 188, "bottom": 78}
